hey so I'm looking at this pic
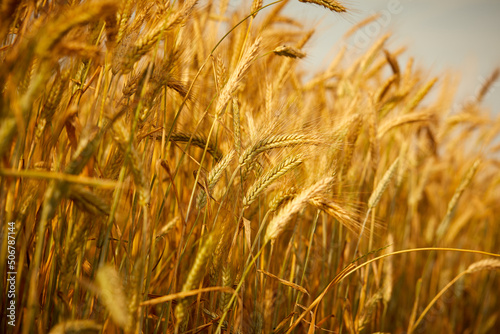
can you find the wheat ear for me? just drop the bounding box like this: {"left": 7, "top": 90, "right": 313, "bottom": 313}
{"left": 297, "top": 0, "right": 347, "bottom": 13}
{"left": 232, "top": 97, "right": 242, "bottom": 154}
{"left": 435, "top": 159, "right": 480, "bottom": 241}
{"left": 264, "top": 177, "right": 334, "bottom": 243}
{"left": 175, "top": 233, "right": 216, "bottom": 329}
{"left": 477, "top": 68, "right": 499, "bottom": 103}
{"left": 405, "top": 77, "right": 438, "bottom": 112}
{"left": 96, "top": 265, "right": 131, "bottom": 330}
{"left": 308, "top": 196, "right": 361, "bottom": 234}
{"left": 48, "top": 320, "right": 102, "bottom": 334}
{"left": 197, "top": 150, "right": 236, "bottom": 209}
{"left": 354, "top": 157, "right": 400, "bottom": 255}
{"left": 68, "top": 185, "right": 110, "bottom": 216}
{"left": 273, "top": 45, "right": 306, "bottom": 59}
{"left": 153, "top": 132, "right": 223, "bottom": 161}
{"left": 239, "top": 134, "right": 322, "bottom": 167}
{"left": 251, "top": 0, "right": 263, "bottom": 17}
{"left": 215, "top": 37, "right": 261, "bottom": 116}
{"left": 123, "top": 0, "right": 198, "bottom": 71}
{"left": 378, "top": 111, "right": 433, "bottom": 139}
{"left": 116, "top": 0, "right": 133, "bottom": 44}
{"left": 243, "top": 155, "right": 303, "bottom": 207}
{"left": 368, "top": 157, "right": 400, "bottom": 209}
{"left": 269, "top": 187, "right": 297, "bottom": 212}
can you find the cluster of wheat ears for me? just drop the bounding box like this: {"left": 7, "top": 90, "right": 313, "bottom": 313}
{"left": 0, "top": 0, "right": 499, "bottom": 333}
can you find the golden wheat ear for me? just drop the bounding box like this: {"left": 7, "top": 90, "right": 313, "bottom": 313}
{"left": 243, "top": 154, "right": 303, "bottom": 208}
{"left": 298, "top": 0, "right": 347, "bottom": 13}
{"left": 175, "top": 233, "right": 217, "bottom": 330}
{"left": 264, "top": 176, "right": 334, "bottom": 243}
{"left": 96, "top": 265, "right": 132, "bottom": 330}
{"left": 49, "top": 320, "right": 102, "bottom": 334}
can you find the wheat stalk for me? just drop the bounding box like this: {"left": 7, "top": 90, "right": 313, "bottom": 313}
{"left": 411, "top": 258, "right": 500, "bottom": 333}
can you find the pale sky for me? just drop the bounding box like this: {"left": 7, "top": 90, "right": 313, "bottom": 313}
{"left": 227, "top": 0, "right": 500, "bottom": 113}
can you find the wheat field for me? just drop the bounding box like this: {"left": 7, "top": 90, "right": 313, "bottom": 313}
{"left": 0, "top": 0, "right": 499, "bottom": 333}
